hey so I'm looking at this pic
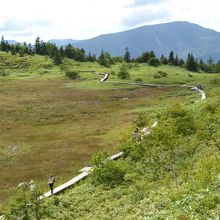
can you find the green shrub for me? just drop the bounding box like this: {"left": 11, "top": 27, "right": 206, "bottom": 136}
{"left": 188, "top": 73, "right": 193, "bottom": 77}
{"left": 8, "top": 181, "right": 45, "bottom": 219}
{"left": 65, "top": 71, "right": 80, "bottom": 79}
{"left": 204, "top": 101, "right": 219, "bottom": 114}
{"left": 210, "top": 78, "right": 220, "bottom": 85}
{"left": 167, "top": 106, "right": 196, "bottom": 136}
{"left": 135, "top": 112, "right": 148, "bottom": 127}
{"left": 118, "top": 68, "right": 130, "bottom": 79}
{"left": 91, "top": 160, "right": 126, "bottom": 188}
{"left": 158, "top": 71, "right": 168, "bottom": 77}
{"left": 0, "top": 69, "right": 9, "bottom": 76}
{"left": 148, "top": 57, "right": 160, "bottom": 67}
{"left": 135, "top": 77, "right": 143, "bottom": 82}
{"left": 153, "top": 73, "right": 162, "bottom": 78}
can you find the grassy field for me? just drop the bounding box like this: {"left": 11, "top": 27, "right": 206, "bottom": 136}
{"left": 0, "top": 52, "right": 220, "bottom": 210}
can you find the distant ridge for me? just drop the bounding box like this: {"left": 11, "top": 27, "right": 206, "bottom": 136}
{"left": 48, "top": 39, "right": 81, "bottom": 47}
{"left": 57, "top": 21, "right": 220, "bottom": 61}
{"left": 7, "top": 40, "right": 17, "bottom": 44}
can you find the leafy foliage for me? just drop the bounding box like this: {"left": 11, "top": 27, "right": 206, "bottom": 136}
{"left": 65, "top": 70, "right": 80, "bottom": 79}
{"left": 118, "top": 65, "right": 130, "bottom": 79}
{"left": 6, "top": 181, "right": 46, "bottom": 220}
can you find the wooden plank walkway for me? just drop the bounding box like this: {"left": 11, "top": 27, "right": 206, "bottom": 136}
{"left": 40, "top": 152, "right": 123, "bottom": 199}
{"left": 190, "top": 87, "right": 207, "bottom": 100}
{"left": 107, "top": 152, "right": 123, "bottom": 160}
{"left": 100, "top": 73, "right": 110, "bottom": 82}
{"left": 40, "top": 172, "right": 89, "bottom": 199}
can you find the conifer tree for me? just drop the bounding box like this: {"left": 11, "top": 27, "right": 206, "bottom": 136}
{"left": 186, "top": 53, "right": 198, "bottom": 72}
{"left": 160, "top": 54, "right": 168, "bottom": 65}
{"left": 34, "top": 37, "right": 41, "bottom": 55}
{"left": 124, "top": 47, "right": 131, "bottom": 63}
{"left": 0, "top": 36, "right": 7, "bottom": 51}
{"left": 168, "top": 51, "right": 174, "bottom": 64}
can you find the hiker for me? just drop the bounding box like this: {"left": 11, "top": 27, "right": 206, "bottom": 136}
{"left": 132, "top": 127, "right": 139, "bottom": 141}
{"left": 49, "top": 175, "right": 55, "bottom": 194}
{"left": 197, "top": 84, "right": 202, "bottom": 90}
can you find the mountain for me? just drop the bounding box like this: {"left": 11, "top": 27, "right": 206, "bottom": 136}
{"left": 48, "top": 39, "right": 81, "bottom": 47}
{"left": 70, "top": 21, "right": 220, "bottom": 61}
{"left": 7, "top": 40, "right": 17, "bottom": 44}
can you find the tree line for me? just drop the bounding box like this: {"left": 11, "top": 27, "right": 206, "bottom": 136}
{"left": 1, "top": 36, "right": 220, "bottom": 73}
{"left": 0, "top": 36, "right": 95, "bottom": 65}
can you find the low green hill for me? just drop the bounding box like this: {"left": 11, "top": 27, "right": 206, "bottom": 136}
{"left": 0, "top": 53, "right": 219, "bottom": 219}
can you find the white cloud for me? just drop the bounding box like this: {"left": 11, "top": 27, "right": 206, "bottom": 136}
{"left": 0, "top": 0, "right": 219, "bottom": 42}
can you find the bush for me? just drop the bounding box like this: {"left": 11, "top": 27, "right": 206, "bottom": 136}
{"left": 188, "top": 73, "right": 193, "bottom": 78}
{"left": 167, "top": 106, "right": 196, "bottom": 136}
{"left": 65, "top": 71, "right": 80, "bottom": 79}
{"left": 135, "top": 112, "right": 148, "bottom": 127}
{"left": 111, "top": 71, "right": 115, "bottom": 75}
{"left": 118, "top": 68, "right": 130, "bottom": 79}
{"left": 204, "top": 100, "right": 219, "bottom": 114}
{"left": 153, "top": 73, "right": 162, "bottom": 78}
{"left": 210, "top": 78, "right": 220, "bottom": 85}
{"left": 8, "top": 181, "right": 45, "bottom": 219}
{"left": 148, "top": 57, "right": 160, "bottom": 67}
{"left": 135, "top": 78, "right": 143, "bottom": 82}
{"left": 91, "top": 160, "right": 126, "bottom": 188}
{"left": 0, "top": 69, "right": 9, "bottom": 76}
{"left": 158, "top": 71, "right": 168, "bottom": 77}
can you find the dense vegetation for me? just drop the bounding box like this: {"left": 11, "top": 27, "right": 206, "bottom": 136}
{"left": 0, "top": 41, "right": 220, "bottom": 219}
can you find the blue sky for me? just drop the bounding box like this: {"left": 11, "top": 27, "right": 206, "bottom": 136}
{"left": 0, "top": 0, "right": 219, "bottom": 42}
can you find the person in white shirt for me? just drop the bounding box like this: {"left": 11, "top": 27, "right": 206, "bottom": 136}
{"left": 49, "top": 175, "right": 55, "bottom": 194}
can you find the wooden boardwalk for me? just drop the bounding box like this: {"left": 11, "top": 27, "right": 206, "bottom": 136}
{"left": 100, "top": 73, "right": 110, "bottom": 82}
{"left": 40, "top": 152, "right": 123, "bottom": 199}
{"left": 40, "top": 172, "right": 89, "bottom": 199}
{"left": 190, "top": 87, "right": 207, "bottom": 100}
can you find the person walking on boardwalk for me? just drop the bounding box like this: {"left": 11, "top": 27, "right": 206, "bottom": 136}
{"left": 132, "top": 127, "right": 139, "bottom": 141}
{"left": 49, "top": 175, "right": 55, "bottom": 194}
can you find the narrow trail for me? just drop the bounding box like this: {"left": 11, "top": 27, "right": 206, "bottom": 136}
{"left": 40, "top": 74, "right": 206, "bottom": 199}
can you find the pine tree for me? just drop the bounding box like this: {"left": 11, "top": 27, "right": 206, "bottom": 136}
{"left": 173, "top": 55, "right": 179, "bottom": 66}
{"left": 98, "top": 50, "right": 111, "bottom": 67}
{"left": 168, "top": 51, "right": 174, "bottom": 64}
{"left": 87, "top": 51, "right": 94, "bottom": 62}
{"left": 160, "top": 55, "right": 168, "bottom": 65}
{"left": 0, "top": 36, "right": 7, "bottom": 51}
{"left": 124, "top": 47, "right": 131, "bottom": 63}
{"left": 207, "top": 56, "right": 213, "bottom": 66}
{"left": 52, "top": 50, "right": 62, "bottom": 65}
{"left": 179, "top": 58, "right": 185, "bottom": 66}
{"left": 28, "top": 43, "right": 33, "bottom": 55}
{"left": 34, "top": 37, "right": 41, "bottom": 55}
{"left": 186, "top": 53, "right": 198, "bottom": 72}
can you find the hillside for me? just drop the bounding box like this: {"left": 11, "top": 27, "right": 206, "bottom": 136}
{"left": 0, "top": 52, "right": 219, "bottom": 219}
{"left": 68, "top": 21, "right": 220, "bottom": 60}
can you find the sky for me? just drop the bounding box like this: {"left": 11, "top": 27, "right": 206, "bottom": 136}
{"left": 0, "top": 0, "right": 220, "bottom": 43}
